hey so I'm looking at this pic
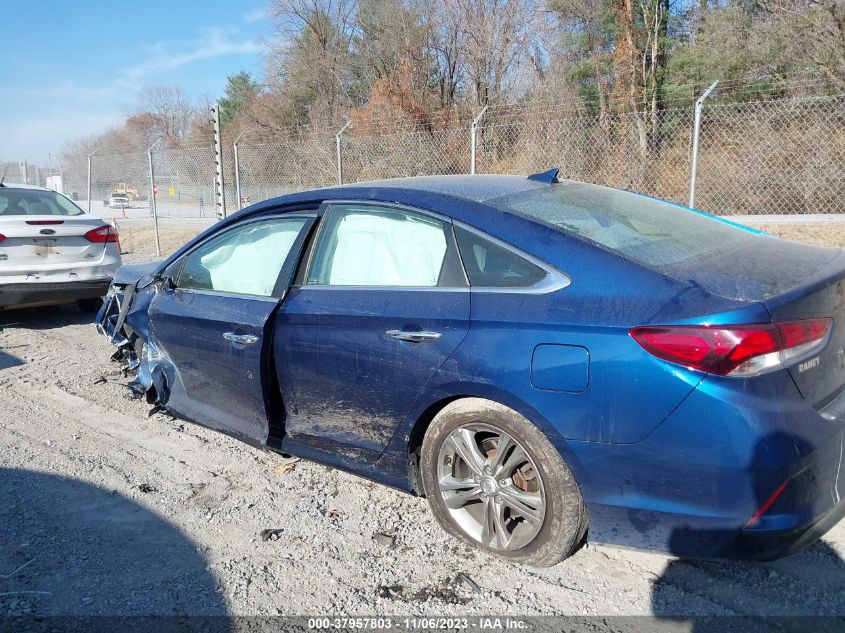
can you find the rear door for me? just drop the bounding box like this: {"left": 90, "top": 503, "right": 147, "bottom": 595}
{"left": 275, "top": 202, "right": 470, "bottom": 458}
{"left": 148, "top": 213, "right": 314, "bottom": 444}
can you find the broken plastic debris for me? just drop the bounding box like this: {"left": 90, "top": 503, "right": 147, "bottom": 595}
{"left": 273, "top": 461, "right": 297, "bottom": 476}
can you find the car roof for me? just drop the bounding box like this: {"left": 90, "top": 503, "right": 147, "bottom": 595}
{"left": 245, "top": 174, "right": 559, "bottom": 228}
{"left": 329, "top": 174, "right": 549, "bottom": 203}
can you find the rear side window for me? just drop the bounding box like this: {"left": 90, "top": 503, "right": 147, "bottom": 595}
{"left": 455, "top": 227, "right": 547, "bottom": 288}
{"left": 307, "top": 205, "right": 449, "bottom": 287}
{"left": 0, "top": 189, "right": 84, "bottom": 216}
{"left": 178, "top": 217, "right": 306, "bottom": 296}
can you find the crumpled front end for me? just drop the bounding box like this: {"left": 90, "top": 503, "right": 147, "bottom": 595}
{"left": 95, "top": 280, "right": 175, "bottom": 408}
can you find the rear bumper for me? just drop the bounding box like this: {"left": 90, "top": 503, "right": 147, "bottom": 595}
{"left": 0, "top": 280, "right": 112, "bottom": 309}
{"left": 734, "top": 496, "right": 845, "bottom": 561}
{"left": 565, "top": 370, "right": 845, "bottom": 560}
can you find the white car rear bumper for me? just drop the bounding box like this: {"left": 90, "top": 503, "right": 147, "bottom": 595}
{"left": 0, "top": 245, "right": 120, "bottom": 308}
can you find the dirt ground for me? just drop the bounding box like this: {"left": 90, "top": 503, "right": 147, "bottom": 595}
{"left": 752, "top": 223, "right": 845, "bottom": 248}
{"left": 117, "top": 225, "right": 207, "bottom": 257}
{"left": 1, "top": 223, "right": 845, "bottom": 620}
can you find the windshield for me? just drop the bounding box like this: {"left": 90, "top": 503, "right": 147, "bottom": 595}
{"left": 487, "top": 182, "right": 763, "bottom": 270}
{"left": 0, "top": 188, "right": 85, "bottom": 216}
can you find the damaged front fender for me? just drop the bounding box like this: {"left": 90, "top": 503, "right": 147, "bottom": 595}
{"left": 95, "top": 278, "right": 176, "bottom": 408}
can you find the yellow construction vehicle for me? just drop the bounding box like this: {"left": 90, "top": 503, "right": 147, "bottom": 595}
{"left": 113, "top": 182, "right": 141, "bottom": 200}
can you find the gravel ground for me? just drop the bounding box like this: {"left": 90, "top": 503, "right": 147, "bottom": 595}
{"left": 1, "top": 225, "right": 845, "bottom": 619}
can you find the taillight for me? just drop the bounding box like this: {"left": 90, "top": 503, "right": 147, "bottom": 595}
{"left": 630, "top": 318, "right": 833, "bottom": 377}
{"left": 0, "top": 233, "right": 5, "bottom": 242}
{"left": 84, "top": 225, "right": 119, "bottom": 243}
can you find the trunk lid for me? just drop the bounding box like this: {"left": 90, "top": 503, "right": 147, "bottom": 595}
{"left": 0, "top": 216, "right": 107, "bottom": 269}
{"left": 652, "top": 231, "right": 845, "bottom": 407}
{"left": 762, "top": 249, "right": 845, "bottom": 408}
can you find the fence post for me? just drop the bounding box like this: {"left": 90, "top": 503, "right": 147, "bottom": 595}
{"left": 335, "top": 120, "right": 352, "bottom": 185}
{"left": 233, "top": 131, "right": 245, "bottom": 210}
{"left": 211, "top": 103, "right": 227, "bottom": 219}
{"left": 470, "top": 105, "right": 489, "bottom": 175}
{"left": 688, "top": 81, "right": 719, "bottom": 209}
{"left": 86, "top": 147, "right": 100, "bottom": 213}
{"left": 148, "top": 138, "right": 163, "bottom": 257}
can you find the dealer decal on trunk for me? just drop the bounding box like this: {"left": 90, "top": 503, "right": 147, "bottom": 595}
{"left": 799, "top": 356, "right": 821, "bottom": 373}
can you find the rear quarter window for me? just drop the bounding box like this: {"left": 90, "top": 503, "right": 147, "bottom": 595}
{"left": 455, "top": 227, "right": 547, "bottom": 288}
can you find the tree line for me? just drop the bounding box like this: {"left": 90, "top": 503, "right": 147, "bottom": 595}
{"left": 64, "top": 0, "right": 845, "bottom": 168}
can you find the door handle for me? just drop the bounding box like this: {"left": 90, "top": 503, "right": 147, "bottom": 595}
{"left": 223, "top": 332, "right": 259, "bottom": 345}
{"left": 386, "top": 329, "right": 442, "bottom": 343}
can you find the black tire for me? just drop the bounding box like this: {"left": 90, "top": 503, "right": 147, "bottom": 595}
{"left": 420, "top": 397, "right": 587, "bottom": 567}
{"left": 77, "top": 298, "right": 102, "bottom": 313}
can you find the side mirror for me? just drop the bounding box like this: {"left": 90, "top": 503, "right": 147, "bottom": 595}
{"left": 154, "top": 274, "right": 176, "bottom": 290}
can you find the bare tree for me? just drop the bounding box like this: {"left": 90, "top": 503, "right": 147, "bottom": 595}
{"left": 266, "top": 0, "right": 361, "bottom": 126}
{"left": 135, "top": 84, "right": 197, "bottom": 140}
{"left": 438, "top": 0, "right": 543, "bottom": 106}
{"left": 760, "top": 0, "right": 845, "bottom": 87}
{"left": 550, "top": 0, "right": 616, "bottom": 120}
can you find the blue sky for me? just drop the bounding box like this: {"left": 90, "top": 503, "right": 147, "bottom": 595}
{"left": 1, "top": 1, "right": 268, "bottom": 162}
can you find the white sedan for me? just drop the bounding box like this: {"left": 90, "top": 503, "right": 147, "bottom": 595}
{"left": 0, "top": 183, "right": 121, "bottom": 311}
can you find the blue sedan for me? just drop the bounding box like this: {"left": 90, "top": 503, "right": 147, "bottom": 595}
{"left": 96, "top": 170, "right": 845, "bottom": 566}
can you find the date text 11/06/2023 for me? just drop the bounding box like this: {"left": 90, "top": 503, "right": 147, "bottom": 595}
{"left": 307, "top": 617, "right": 528, "bottom": 630}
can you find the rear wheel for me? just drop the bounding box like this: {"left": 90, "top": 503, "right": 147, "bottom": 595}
{"left": 420, "top": 398, "right": 587, "bottom": 567}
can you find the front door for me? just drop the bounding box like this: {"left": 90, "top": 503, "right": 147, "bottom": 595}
{"left": 275, "top": 203, "right": 470, "bottom": 458}
{"left": 149, "top": 214, "right": 313, "bottom": 444}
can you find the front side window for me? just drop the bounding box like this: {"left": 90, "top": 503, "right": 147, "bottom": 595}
{"left": 307, "top": 205, "right": 448, "bottom": 287}
{"left": 455, "top": 227, "right": 548, "bottom": 288}
{"left": 178, "top": 217, "right": 306, "bottom": 297}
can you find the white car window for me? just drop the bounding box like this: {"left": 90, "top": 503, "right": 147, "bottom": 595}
{"left": 0, "top": 189, "right": 85, "bottom": 216}
{"left": 308, "top": 206, "right": 448, "bottom": 287}
{"left": 178, "top": 218, "right": 306, "bottom": 297}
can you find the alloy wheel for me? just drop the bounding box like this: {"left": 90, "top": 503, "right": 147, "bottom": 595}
{"left": 436, "top": 423, "right": 546, "bottom": 550}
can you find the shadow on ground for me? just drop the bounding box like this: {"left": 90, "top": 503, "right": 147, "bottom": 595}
{"left": 0, "top": 304, "right": 94, "bottom": 330}
{"left": 652, "top": 430, "right": 845, "bottom": 632}
{"left": 0, "top": 468, "right": 228, "bottom": 623}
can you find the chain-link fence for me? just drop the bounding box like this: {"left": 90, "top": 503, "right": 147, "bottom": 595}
{"left": 80, "top": 93, "right": 845, "bottom": 254}
{"left": 234, "top": 137, "right": 336, "bottom": 209}
{"left": 89, "top": 149, "right": 150, "bottom": 216}
{"left": 151, "top": 144, "right": 217, "bottom": 218}
{"left": 694, "top": 96, "right": 845, "bottom": 215}
{"left": 342, "top": 127, "right": 472, "bottom": 181}
{"left": 476, "top": 108, "right": 694, "bottom": 205}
